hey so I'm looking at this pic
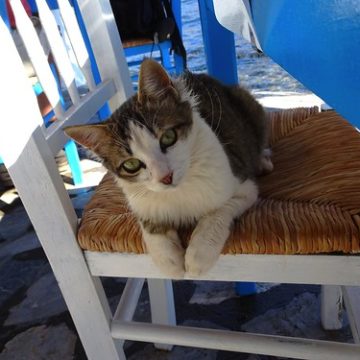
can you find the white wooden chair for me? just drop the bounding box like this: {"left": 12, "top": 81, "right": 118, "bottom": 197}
{"left": 0, "top": 1, "right": 360, "bottom": 359}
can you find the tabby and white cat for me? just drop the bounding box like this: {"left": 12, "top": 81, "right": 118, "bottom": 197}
{"left": 65, "top": 59, "right": 272, "bottom": 278}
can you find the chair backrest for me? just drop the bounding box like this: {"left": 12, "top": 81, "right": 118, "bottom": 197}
{"left": 1, "top": 0, "right": 133, "bottom": 177}
{"left": 0, "top": 0, "right": 132, "bottom": 293}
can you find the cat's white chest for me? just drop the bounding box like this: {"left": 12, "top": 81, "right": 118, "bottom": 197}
{"left": 128, "top": 167, "right": 237, "bottom": 225}
{"left": 123, "top": 118, "right": 239, "bottom": 225}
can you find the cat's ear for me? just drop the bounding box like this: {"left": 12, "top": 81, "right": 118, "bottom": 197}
{"left": 64, "top": 124, "right": 111, "bottom": 156}
{"left": 138, "top": 59, "right": 177, "bottom": 104}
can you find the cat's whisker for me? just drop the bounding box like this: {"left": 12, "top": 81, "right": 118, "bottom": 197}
{"left": 213, "top": 90, "right": 223, "bottom": 137}
{"left": 113, "top": 138, "right": 128, "bottom": 148}
{"left": 151, "top": 103, "right": 164, "bottom": 128}
{"left": 135, "top": 110, "right": 151, "bottom": 129}
{"left": 204, "top": 86, "right": 215, "bottom": 129}
{"left": 131, "top": 187, "right": 149, "bottom": 200}
{"left": 128, "top": 117, "right": 145, "bottom": 129}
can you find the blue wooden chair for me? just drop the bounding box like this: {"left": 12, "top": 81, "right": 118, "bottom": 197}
{"left": 121, "top": 0, "right": 185, "bottom": 86}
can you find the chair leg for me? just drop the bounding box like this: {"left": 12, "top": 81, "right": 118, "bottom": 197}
{"left": 159, "top": 43, "right": 172, "bottom": 70}
{"left": 87, "top": 276, "right": 127, "bottom": 359}
{"left": 321, "top": 285, "right": 343, "bottom": 330}
{"left": 52, "top": 271, "right": 125, "bottom": 360}
{"left": 148, "top": 279, "right": 176, "bottom": 351}
{"left": 342, "top": 286, "right": 360, "bottom": 343}
{"left": 64, "top": 140, "right": 83, "bottom": 186}
{"left": 174, "top": 53, "right": 184, "bottom": 75}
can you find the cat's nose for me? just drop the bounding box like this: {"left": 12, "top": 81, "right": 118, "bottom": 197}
{"left": 160, "top": 172, "right": 173, "bottom": 185}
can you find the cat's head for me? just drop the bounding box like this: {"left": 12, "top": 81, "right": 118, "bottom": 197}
{"left": 64, "top": 59, "right": 195, "bottom": 192}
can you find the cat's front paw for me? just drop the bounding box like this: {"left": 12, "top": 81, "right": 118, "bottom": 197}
{"left": 185, "top": 242, "right": 220, "bottom": 277}
{"left": 185, "top": 214, "right": 230, "bottom": 277}
{"left": 153, "top": 249, "right": 185, "bottom": 279}
{"left": 144, "top": 229, "right": 185, "bottom": 279}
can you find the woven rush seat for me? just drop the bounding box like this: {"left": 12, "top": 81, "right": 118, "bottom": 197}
{"left": 122, "top": 38, "right": 154, "bottom": 49}
{"left": 78, "top": 108, "right": 360, "bottom": 255}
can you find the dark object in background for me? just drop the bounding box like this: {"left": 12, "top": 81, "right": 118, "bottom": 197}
{"left": 110, "top": 0, "right": 187, "bottom": 67}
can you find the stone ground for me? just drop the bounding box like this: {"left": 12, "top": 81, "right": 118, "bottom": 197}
{"left": 0, "top": 154, "right": 354, "bottom": 360}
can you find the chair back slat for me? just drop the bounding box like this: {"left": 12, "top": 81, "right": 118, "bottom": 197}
{"left": 45, "top": 79, "right": 117, "bottom": 155}
{"left": 0, "top": 12, "right": 81, "bottom": 262}
{"left": 9, "top": 0, "right": 64, "bottom": 119}
{"left": 76, "top": 0, "right": 134, "bottom": 111}
{"left": 2, "top": 0, "right": 133, "bottom": 174}
{"left": 0, "top": 16, "right": 76, "bottom": 227}
{"left": 5, "top": 0, "right": 133, "bottom": 157}
{"left": 35, "top": 0, "right": 80, "bottom": 105}
{"left": 57, "top": 0, "right": 96, "bottom": 91}
{"left": 0, "top": 16, "right": 45, "bottom": 160}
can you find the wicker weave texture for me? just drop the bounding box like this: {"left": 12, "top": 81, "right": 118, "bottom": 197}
{"left": 78, "top": 109, "right": 360, "bottom": 255}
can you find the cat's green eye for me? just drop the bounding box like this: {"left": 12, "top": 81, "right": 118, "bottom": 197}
{"left": 160, "top": 129, "right": 177, "bottom": 149}
{"left": 122, "top": 158, "right": 142, "bottom": 174}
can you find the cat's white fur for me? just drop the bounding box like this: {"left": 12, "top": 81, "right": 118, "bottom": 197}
{"left": 117, "top": 88, "right": 258, "bottom": 278}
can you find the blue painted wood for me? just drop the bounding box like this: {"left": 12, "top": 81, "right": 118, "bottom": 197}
{"left": 172, "top": 0, "right": 182, "bottom": 37}
{"left": 250, "top": 0, "right": 360, "bottom": 127}
{"left": 64, "top": 140, "right": 83, "bottom": 185}
{"left": 27, "top": 0, "right": 58, "bottom": 12}
{"left": 124, "top": 41, "right": 183, "bottom": 76}
{"left": 50, "top": 58, "right": 84, "bottom": 185}
{"left": 40, "top": 61, "right": 84, "bottom": 185}
{"left": 123, "top": 39, "right": 185, "bottom": 76}
{"left": 198, "top": 0, "right": 238, "bottom": 85}
{"left": 72, "top": 0, "right": 111, "bottom": 121}
{"left": 170, "top": 0, "right": 185, "bottom": 74}
{"left": 124, "top": 43, "right": 159, "bottom": 58}
{"left": 235, "top": 282, "right": 257, "bottom": 297}
{"left": 123, "top": 0, "right": 185, "bottom": 87}
{"left": 0, "top": 0, "right": 9, "bottom": 28}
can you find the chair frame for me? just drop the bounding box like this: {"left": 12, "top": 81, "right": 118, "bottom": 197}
{"left": 1, "top": 1, "right": 360, "bottom": 359}
{"left": 123, "top": 0, "right": 184, "bottom": 80}
{"left": 124, "top": 40, "right": 184, "bottom": 77}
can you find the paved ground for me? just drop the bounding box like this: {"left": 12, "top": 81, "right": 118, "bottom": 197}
{"left": 0, "top": 152, "right": 354, "bottom": 359}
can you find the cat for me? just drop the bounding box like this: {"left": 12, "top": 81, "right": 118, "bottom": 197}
{"left": 65, "top": 59, "right": 272, "bottom": 278}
